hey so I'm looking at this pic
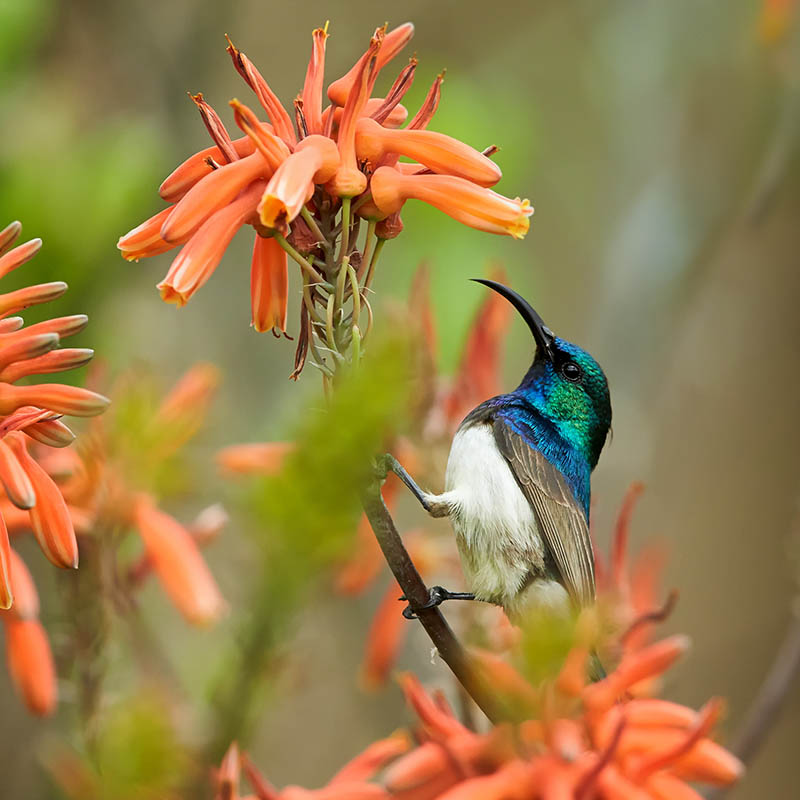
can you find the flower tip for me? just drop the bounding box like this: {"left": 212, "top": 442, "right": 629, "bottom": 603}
{"left": 158, "top": 282, "right": 189, "bottom": 308}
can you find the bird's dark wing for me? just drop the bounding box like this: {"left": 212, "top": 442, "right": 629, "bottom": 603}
{"left": 493, "top": 417, "right": 595, "bottom": 608}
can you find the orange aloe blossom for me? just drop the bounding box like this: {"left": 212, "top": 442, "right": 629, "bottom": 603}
{"left": 214, "top": 641, "right": 742, "bottom": 799}
{"left": 133, "top": 494, "right": 226, "bottom": 627}
{"left": 370, "top": 167, "right": 532, "bottom": 238}
{"left": 0, "top": 221, "right": 107, "bottom": 609}
{"left": 53, "top": 364, "right": 227, "bottom": 630}
{"left": 118, "top": 20, "right": 531, "bottom": 377}
{"left": 3, "top": 617, "right": 56, "bottom": 716}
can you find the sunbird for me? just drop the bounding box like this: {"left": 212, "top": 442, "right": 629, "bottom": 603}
{"left": 389, "top": 279, "right": 612, "bottom": 622}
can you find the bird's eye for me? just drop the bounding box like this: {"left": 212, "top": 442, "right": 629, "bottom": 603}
{"left": 561, "top": 361, "right": 582, "bottom": 382}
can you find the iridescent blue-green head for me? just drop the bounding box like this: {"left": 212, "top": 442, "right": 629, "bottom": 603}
{"left": 473, "top": 279, "right": 612, "bottom": 469}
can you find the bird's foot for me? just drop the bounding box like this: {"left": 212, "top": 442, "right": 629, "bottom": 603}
{"left": 400, "top": 586, "right": 476, "bottom": 619}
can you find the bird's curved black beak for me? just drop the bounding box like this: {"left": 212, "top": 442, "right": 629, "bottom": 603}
{"left": 471, "top": 279, "right": 556, "bottom": 362}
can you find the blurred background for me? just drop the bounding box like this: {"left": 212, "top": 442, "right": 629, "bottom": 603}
{"left": 0, "top": 0, "right": 798, "bottom": 797}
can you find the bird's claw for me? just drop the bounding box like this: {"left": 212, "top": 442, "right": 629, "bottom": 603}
{"left": 400, "top": 586, "right": 475, "bottom": 619}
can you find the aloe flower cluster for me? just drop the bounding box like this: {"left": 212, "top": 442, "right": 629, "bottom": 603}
{"left": 210, "top": 649, "right": 741, "bottom": 800}
{"left": 0, "top": 221, "right": 109, "bottom": 714}
{"left": 118, "top": 22, "right": 532, "bottom": 379}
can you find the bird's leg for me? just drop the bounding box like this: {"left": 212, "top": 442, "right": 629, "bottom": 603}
{"left": 379, "top": 454, "right": 450, "bottom": 518}
{"left": 400, "top": 586, "right": 477, "bottom": 619}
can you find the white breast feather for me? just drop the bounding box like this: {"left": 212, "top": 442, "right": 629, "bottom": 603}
{"left": 436, "top": 423, "right": 550, "bottom": 606}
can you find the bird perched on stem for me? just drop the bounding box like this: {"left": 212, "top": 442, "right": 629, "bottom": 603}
{"left": 386, "top": 279, "right": 611, "bottom": 624}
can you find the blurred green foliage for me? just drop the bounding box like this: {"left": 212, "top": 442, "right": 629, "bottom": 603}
{"left": 48, "top": 696, "right": 188, "bottom": 800}
{"left": 256, "top": 328, "right": 413, "bottom": 582}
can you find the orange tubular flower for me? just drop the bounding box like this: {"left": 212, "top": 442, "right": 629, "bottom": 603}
{"left": 258, "top": 135, "right": 339, "bottom": 233}
{"left": 158, "top": 180, "right": 265, "bottom": 306}
{"left": 327, "top": 22, "right": 415, "bottom": 106}
{"left": 370, "top": 167, "right": 533, "bottom": 237}
{"left": 217, "top": 441, "right": 294, "bottom": 474}
{"left": 6, "top": 433, "right": 78, "bottom": 569}
{"left": 133, "top": 495, "right": 226, "bottom": 626}
{"left": 3, "top": 617, "right": 57, "bottom": 716}
{"left": 5, "top": 546, "right": 39, "bottom": 619}
{"left": 251, "top": 236, "right": 289, "bottom": 334}
{"left": 302, "top": 26, "right": 329, "bottom": 135}
{"left": 355, "top": 117, "right": 501, "bottom": 187}
{"left": 161, "top": 152, "right": 272, "bottom": 243}
{"left": 159, "top": 136, "right": 258, "bottom": 201}
{"left": 327, "top": 31, "right": 384, "bottom": 198}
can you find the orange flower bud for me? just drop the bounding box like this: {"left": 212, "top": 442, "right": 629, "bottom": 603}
{"left": 356, "top": 118, "right": 501, "bottom": 187}
{"left": 0, "top": 237, "right": 42, "bottom": 280}
{"left": 435, "top": 760, "right": 536, "bottom": 800}
{"left": 361, "top": 581, "right": 410, "bottom": 690}
{"left": 188, "top": 504, "right": 228, "bottom": 546}
{"left": 0, "top": 382, "right": 110, "bottom": 417}
{"left": 327, "top": 22, "right": 415, "bottom": 106}
{"left": 133, "top": 495, "right": 226, "bottom": 626}
{"left": 399, "top": 672, "right": 466, "bottom": 740}
{"left": 383, "top": 741, "right": 458, "bottom": 796}
{"left": 0, "top": 498, "right": 32, "bottom": 531}
{"left": 283, "top": 786, "right": 388, "bottom": 800}
{"left": 671, "top": 739, "right": 744, "bottom": 785}
{"left": 157, "top": 362, "right": 220, "bottom": 424}
{"left": 217, "top": 441, "right": 294, "bottom": 475}
{"left": 5, "top": 546, "right": 39, "bottom": 619}
{"left": 4, "top": 617, "right": 57, "bottom": 715}
{"left": 25, "top": 418, "right": 76, "bottom": 448}
{"left": 158, "top": 135, "right": 260, "bottom": 202}
{"left": 0, "top": 347, "right": 95, "bottom": 383}
{"left": 161, "top": 152, "right": 272, "bottom": 243}
{"left": 302, "top": 26, "right": 329, "bottom": 135}
{"left": 585, "top": 635, "right": 691, "bottom": 711}
{"left": 0, "top": 515, "right": 11, "bottom": 609}
{"left": 623, "top": 698, "right": 698, "bottom": 729}
{"left": 0, "top": 281, "right": 68, "bottom": 317}
{"left": 217, "top": 741, "right": 240, "bottom": 800}
{"left": 0, "top": 316, "right": 24, "bottom": 333}
{"left": 158, "top": 180, "right": 265, "bottom": 307}
{"left": 0, "top": 220, "right": 22, "bottom": 254}
{"left": 645, "top": 773, "right": 705, "bottom": 800}
{"left": 227, "top": 37, "right": 296, "bottom": 146}
{"left": 334, "top": 513, "right": 383, "bottom": 595}
{"left": 118, "top": 206, "right": 184, "bottom": 262}
{"left": 258, "top": 136, "right": 339, "bottom": 233}
{"left": 250, "top": 235, "right": 288, "bottom": 334}
{"left": 330, "top": 732, "right": 410, "bottom": 785}
{"left": 21, "top": 314, "right": 89, "bottom": 340}
{"left": 0, "top": 332, "right": 59, "bottom": 371}
{"left": 6, "top": 433, "right": 79, "bottom": 569}
{"left": 370, "top": 168, "right": 532, "bottom": 238}
{"left": 0, "top": 438, "right": 36, "bottom": 508}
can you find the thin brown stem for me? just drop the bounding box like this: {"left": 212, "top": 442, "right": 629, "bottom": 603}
{"left": 706, "top": 613, "right": 800, "bottom": 798}
{"left": 360, "top": 471, "right": 501, "bottom": 723}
